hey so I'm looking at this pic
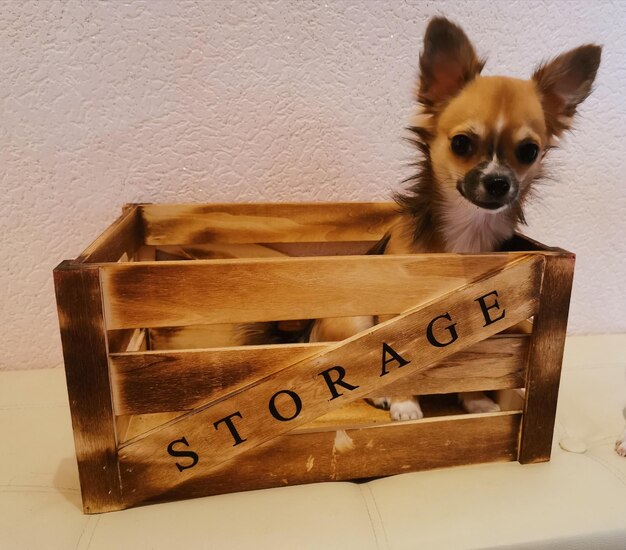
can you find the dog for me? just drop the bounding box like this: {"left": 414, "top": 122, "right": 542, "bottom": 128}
{"left": 306, "top": 17, "right": 601, "bottom": 421}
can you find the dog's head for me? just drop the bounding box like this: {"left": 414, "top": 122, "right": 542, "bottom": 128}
{"left": 413, "top": 17, "right": 601, "bottom": 212}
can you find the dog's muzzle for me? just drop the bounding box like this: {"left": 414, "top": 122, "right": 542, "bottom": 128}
{"left": 457, "top": 163, "right": 519, "bottom": 210}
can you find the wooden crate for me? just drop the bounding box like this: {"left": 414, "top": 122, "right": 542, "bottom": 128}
{"left": 53, "top": 203, "right": 574, "bottom": 513}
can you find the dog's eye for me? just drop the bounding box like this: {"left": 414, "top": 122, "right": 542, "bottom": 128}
{"left": 516, "top": 142, "right": 539, "bottom": 164}
{"left": 450, "top": 134, "right": 473, "bottom": 157}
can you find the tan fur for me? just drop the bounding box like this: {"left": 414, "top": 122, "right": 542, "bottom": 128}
{"left": 433, "top": 77, "right": 548, "bottom": 181}
{"left": 309, "top": 316, "right": 375, "bottom": 343}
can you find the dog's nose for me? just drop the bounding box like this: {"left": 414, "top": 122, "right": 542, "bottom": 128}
{"left": 483, "top": 175, "right": 510, "bottom": 198}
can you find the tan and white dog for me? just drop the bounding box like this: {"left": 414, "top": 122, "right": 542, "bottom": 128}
{"left": 308, "top": 17, "right": 601, "bottom": 421}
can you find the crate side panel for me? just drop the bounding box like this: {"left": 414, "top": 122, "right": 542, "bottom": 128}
{"left": 120, "top": 412, "right": 521, "bottom": 508}
{"left": 115, "top": 256, "right": 541, "bottom": 497}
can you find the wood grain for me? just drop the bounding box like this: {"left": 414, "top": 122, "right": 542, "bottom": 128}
{"left": 110, "top": 343, "right": 321, "bottom": 416}
{"left": 378, "top": 334, "right": 528, "bottom": 397}
{"left": 115, "top": 255, "right": 541, "bottom": 497}
{"left": 76, "top": 205, "right": 143, "bottom": 264}
{"left": 110, "top": 335, "right": 528, "bottom": 416}
{"left": 53, "top": 262, "right": 123, "bottom": 513}
{"left": 152, "top": 242, "right": 289, "bottom": 261}
{"left": 518, "top": 252, "right": 575, "bottom": 463}
{"left": 101, "top": 252, "right": 532, "bottom": 330}
{"left": 140, "top": 202, "right": 398, "bottom": 246}
{"left": 120, "top": 410, "right": 521, "bottom": 508}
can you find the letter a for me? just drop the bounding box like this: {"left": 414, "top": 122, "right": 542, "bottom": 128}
{"left": 380, "top": 342, "right": 411, "bottom": 377}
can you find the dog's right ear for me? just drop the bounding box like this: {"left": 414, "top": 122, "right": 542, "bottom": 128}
{"left": 418, "top": 17, "right": 484, "bottom": 107}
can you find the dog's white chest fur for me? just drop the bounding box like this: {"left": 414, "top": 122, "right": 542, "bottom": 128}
{"left": 441, "top": 196, "right": 513, "bottom": 253}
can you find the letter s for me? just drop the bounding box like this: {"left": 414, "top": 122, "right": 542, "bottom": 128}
{"left": 167, "top": 436, "right": 199, "bottom": 472}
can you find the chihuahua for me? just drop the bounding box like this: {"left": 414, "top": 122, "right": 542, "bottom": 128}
{"left": 308, "top": 17, "right": 601, "bottom": 420}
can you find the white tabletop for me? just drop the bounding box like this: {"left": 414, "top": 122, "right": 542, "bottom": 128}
{"left": 1, "top": 335, "right": 625, "bottom": 550}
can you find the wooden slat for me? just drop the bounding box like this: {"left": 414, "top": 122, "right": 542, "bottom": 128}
{"left": 101, "top": 252, "right": 531, "bottom": 330}
{"left": 53, "top": 262, "right": 123, "bottom": 513}
{"left": 111, "top": 344, "right": 321, "bottom": 416}
{"left": 116, "top": 255, "right": 541, "bottom": 497}
{"left": 120, "top": 411, "right": 521, "bottom": 508}
{"left": 140, "top": 202, "right": 397, "bottom": 246}
{"left": 76, "top": 205, "right": 143, "bottom": 264}
{"left": 519, "top": 252, "right": 575, "bottom": 463}
{"left": 379, "top": 334, "right": 528, "bottom": 397}
{"left": 110, "top": 335, "right": 528, "bottom": 416}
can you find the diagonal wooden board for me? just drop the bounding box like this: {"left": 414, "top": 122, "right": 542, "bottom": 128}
{"left": 118, "top": 254, "right": 543, "bottom": 499}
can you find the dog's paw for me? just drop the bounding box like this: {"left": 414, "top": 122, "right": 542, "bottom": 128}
{"left": 460, "top": 392, "right": 501, "bottom": 414}
{"left": 390, "top": 399, "right": 424, "bottom": 421}
{"left": 616, "top": 430, "right": 626, "bottom": 457}
{"left": 366, "top": 397, "right": 391, "bottom": 410}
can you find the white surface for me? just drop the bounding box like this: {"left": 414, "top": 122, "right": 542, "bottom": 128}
{"left": 1, "top": 335, "right": 625, "bottom": 550}
{"left": 2, "top": 1, "right": 626, "bottom": 370}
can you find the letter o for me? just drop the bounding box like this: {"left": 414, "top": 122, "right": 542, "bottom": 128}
{"left": 268, "top": 389, "right": 303, "bottom": 421}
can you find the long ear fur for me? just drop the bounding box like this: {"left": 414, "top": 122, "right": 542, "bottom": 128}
{"left": 417, "top": 17, "right": 484, "bottom": 108}
{"left": 532, "top": 44, "right": 601, "bottom": 136}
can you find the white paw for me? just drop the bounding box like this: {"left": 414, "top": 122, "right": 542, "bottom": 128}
{"left": 390, "top": 399, "right": 424, "bottom": 421}
{"left": 461, "top": 394, "right": 501, "bottom": 414}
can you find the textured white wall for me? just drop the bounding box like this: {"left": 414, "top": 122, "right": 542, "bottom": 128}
{"left": 1, "top": 1, "right": 625, "bottom": 370}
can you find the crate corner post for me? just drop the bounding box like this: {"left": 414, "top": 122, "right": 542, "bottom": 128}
{"left": 53, "top": 260, "right": 125, "bottom": 514}
{"left": 518, "top": 251, "right": 576, "bottom": 464}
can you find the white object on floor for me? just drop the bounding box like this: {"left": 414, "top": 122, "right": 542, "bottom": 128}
{"left": 559, "top": 437, "right": 588, "bottom": 453}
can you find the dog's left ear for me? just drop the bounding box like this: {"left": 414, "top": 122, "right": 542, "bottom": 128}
{"left": 532, "top": 44, "right": 602, "bottom": 136}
